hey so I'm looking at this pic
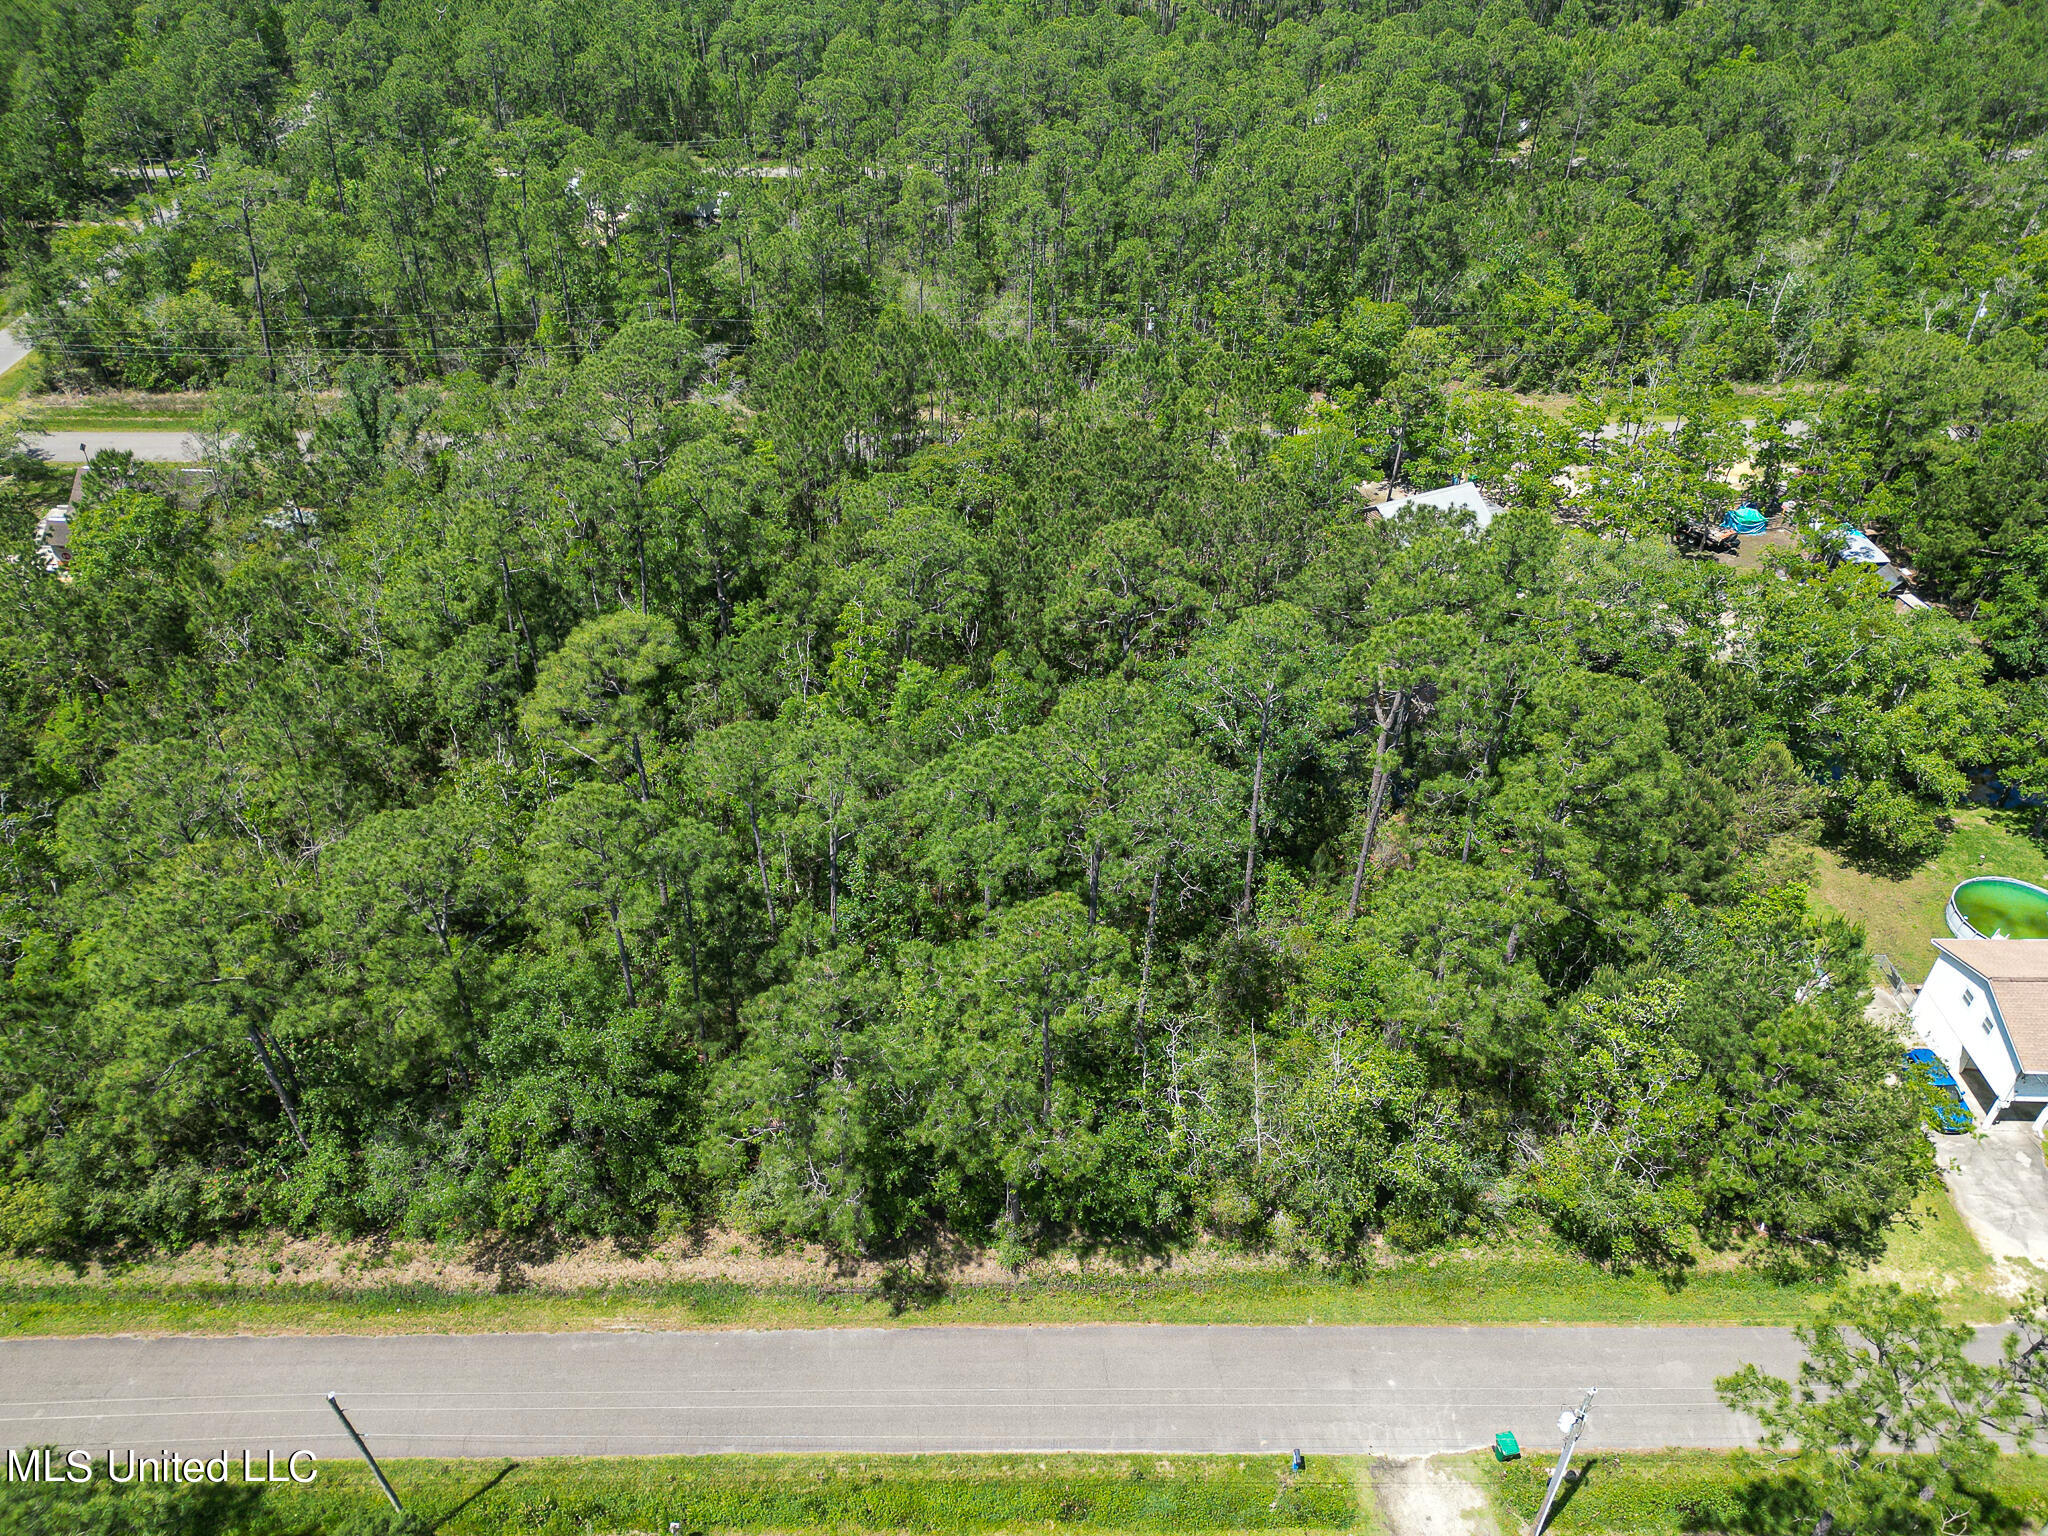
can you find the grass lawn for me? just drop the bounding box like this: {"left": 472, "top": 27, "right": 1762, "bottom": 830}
{"left": 1461, "top": 1448, "right": 2048, "bottom": 1534}
{"left": 1805, "top": 807, "right": 2048, "bottom": 984}
{"left": 0, "top": 1453, "right": 1374, "bottom": 1535}
{"left": 0, "top": 1192, "right": 2007, "bottom": 1338}
{"left": 23, "top": 398, "right": 213, "bottom": 434}
{"left": 0, "top": 352, "right": 36, "bottom": 400}
{"left": 1865, "top": 1186, "right": 2001, "bottom": 1299}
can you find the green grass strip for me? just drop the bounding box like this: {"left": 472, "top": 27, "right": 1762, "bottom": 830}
{"left": 0, "top": 353, "right": 36, "bottom": 401}
{"left": 1462, "top": 1449, "right": 2048, "bottom": 1535}
{"left": 23, "top": 400, "right": 211, "bottom": 429}
{"left": 0, "top": 1452, "right": 1368, "bottom": 1535}
{"left": 0, "top": 1259, "right": 1912, "bottom": 1340}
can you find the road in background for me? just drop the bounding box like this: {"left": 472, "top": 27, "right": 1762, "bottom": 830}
{"left": 6, "top": 416, "right": 1797, "bottom": 471}
{"left": 0, "top": 329, "right": 208, "bottom": 464}
{"left": 21, "top": 430, "right": 202, "bottom": 463}
{"left": 0, "top": 1325, "right": 1797, "bottom": 1459}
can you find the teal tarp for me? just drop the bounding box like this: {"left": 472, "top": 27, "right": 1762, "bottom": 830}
{"left": 1722, "top": 506, "right": 1767, "bottom": 534}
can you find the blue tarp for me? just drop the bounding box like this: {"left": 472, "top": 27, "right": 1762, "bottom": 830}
{"left": 1722, "top": 506, "right": 1767, "bottom": 534}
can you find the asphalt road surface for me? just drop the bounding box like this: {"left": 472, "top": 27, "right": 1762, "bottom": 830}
{"left": 0, "top": 1326, "right": 1800, "bottom": 1460}
{"left": 20, "top": 429, "right": 203, "bottom": 463}
{"left": 0, "top": 330, "right": 205, "bottom": 463}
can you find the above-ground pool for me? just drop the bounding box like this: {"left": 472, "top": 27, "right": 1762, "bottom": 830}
{"left": 1947, "top": 877, "right": 2048, "bottom": 940}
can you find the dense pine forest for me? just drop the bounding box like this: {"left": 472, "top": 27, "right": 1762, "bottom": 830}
{"left": 0, "top": 0, "right": 2043, "bottom": 1273}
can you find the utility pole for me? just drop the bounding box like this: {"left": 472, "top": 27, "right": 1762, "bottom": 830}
{"left": 1531, "top": 1389, "right": 1596, "bottom": 1536}
{"left": 326, "top": 1393, "right": 405, "bottom": 1515}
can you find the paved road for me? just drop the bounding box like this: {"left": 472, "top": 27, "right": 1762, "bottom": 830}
{"left": 1591, "top": 417, "right": 1807, "bottom": 441}
{"left": 20, "top": 429, "right": 204, "bottom": 463}
{"left": 0, "top": 329, "right": 204, "bottom": 462}
{"left": 0, "top": 1326, "right": 1799, "bottom": 1460}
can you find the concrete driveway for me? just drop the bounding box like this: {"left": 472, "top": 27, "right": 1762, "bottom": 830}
{"left": 1936, "top": 1122, "right": 2048, "bottom": 1268}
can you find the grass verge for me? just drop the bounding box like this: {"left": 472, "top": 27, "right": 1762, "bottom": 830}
{"left": 0, "top": 1452, "right": 1372, "bottom": 1535}
{"left": 0, "top": 352, "right": 36, "bottom": 400}
{"left": 1458, "top": 1448, "right": 2048, "bottom": 1534}
{"left": 24, "top": 415, "right": 208, "bottom": 437}
{"left": 22, "top": 397, "right": 213, "bottom": 433}
{"left": 0, "top": 1202, "right": 2007, "bottom": 1339}
{"left": 1866, "top": 1187, "right": 2002, "bottom": 1295}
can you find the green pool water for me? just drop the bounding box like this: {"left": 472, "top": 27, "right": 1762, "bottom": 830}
{"left": 1950, "top": 877, "right": 2048, "bottom": 940}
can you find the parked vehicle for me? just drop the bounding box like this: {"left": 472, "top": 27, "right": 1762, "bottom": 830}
{"left": 1903, "top": 1047, "right": 1974, "bottom": 1133}
{"left": 1675, "top": 519, "right": 1739, "bottom": 554}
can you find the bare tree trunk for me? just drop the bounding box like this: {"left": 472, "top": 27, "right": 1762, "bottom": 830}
{"left": 1025, "top": 239, "right": 1035, "bottom": 347}
{"left": 749, "top": 800, "right": 779, "bottom": 934}
{"left": 500, "top": 552, "right": 538, "bottom": 678}
{"left": 239, "top": 202, "right": 275, "bottom": 384}
{"left": 1041, "top": 1011, "right": 1054, "bottom": 1121}
{"left": 611, "top": 902, "right": 639, "bottom": 1005}
{"left": 1347, "top": 689, "right": 1406, "bottom": 918}
{"left": 681, "top": 876, "right": 703, "bottom": 1008}
{"left": 628, "top": 733, "right": 651, "bottom": 801}
{"left": 827, "top": 829, "right": 840, "bottom": 940}
{"left": 1241, "top": 704, "right": 1271, "bottom": 917}
{"left": 322, "top": 119, "right": 348, "bottom": 216}
{"left": 247, "top": 1022, "right": 309, "bottom": 1152}
{"left": 478, "top": 216, "right": 507, "bottom": 349}
{"left": 629, "top": 734, "right": 672, "bottom": 913}
{"left": 432, "top": 920, "right": 475, "bottom": 1028}
{"left": 1135, "top": 863, "right": 1163, "bottom": 1069}
{"left": 1460, "top": 758, "right": 1487, "bottom": 864}
{"left": 1250, "top": 1020, "right": 1264, "bottom": 1169}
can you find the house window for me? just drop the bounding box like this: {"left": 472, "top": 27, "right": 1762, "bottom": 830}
{"left": 1963, "top": 987, "right": 1976, "bottom": 1006}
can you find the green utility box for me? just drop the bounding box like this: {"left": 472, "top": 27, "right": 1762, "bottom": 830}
{"left": 1494, "top": 1432, "right": 1521, "bottom": 1462}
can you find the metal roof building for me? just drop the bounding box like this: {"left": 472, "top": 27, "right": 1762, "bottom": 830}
{"left": 1364, "top": 480, "right": 1504, "bottom": 531}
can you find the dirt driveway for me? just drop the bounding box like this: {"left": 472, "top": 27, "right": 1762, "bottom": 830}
{"left": 1369, "top": 1458, "right": 1497, "bottom": 1536}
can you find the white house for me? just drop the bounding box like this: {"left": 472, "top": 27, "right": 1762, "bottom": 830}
{"left": 32, "top": 506, "right": 71, "bottom": 574}
{"left": 1912, "top": 939, "right": 2048, "bottom": 1122}
{"left": 1365, "top": 479, "right": 1503, "bottom": 532}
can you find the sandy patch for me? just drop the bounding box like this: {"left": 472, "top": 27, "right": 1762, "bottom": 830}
{"left": 0, "top": 1228, "right": 1294, "bottom": 1294}
{"left": 1369, "top": 1456, "right": 1498, "bottom": 1536}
